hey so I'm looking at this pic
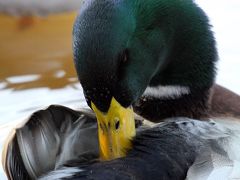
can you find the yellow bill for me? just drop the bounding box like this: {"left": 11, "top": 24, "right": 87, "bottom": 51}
{"left": 91, "top": 98, "right": 136, "bottom": 160}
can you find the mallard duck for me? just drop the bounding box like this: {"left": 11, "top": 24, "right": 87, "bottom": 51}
{"left": 3, "top": 105, "right": 240, "bottom": 180}
{"left": 3, "top": 0, "right": 240, "bottom": 179}
{"left": 72, "top": 0, "right": 240, "bottom": 159}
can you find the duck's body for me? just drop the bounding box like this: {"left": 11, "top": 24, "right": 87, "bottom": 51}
{"left": 210, "top": 84, "right": 240, "bottom": 119}
{"left": 51, "top": 118, "right": 240, "bottom": 180}
{"left": 3, "top": 105, "right": 240, "bottom": 180}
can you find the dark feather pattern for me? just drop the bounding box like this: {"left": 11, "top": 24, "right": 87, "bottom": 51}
{"left": 5, "top": 136, "right": 31, "bottom": 180}
{"left": 4, "top": 106, "right": 240, "bottom": 180}
{"left": 4, "top": 105, "right": 99, "bottom": 180}
{"left": 41, "top": 118, "right": 240, "bottom": 180}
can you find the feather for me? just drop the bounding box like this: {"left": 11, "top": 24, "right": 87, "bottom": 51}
{"left": 3, "top": 105, "right": 99, "bottom": 179}
{"left": 4, "top": 106, "right": 240, "bottom": 180}
{"left": 40, "top": 118, "right": 240, "bottom": 180}
{"left": 185, "top": 118, "right": 240, "bottom": 180}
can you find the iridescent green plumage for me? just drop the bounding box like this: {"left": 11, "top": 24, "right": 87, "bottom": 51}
{"left": 73, "top": 0, "right": 217, "bottom": 114}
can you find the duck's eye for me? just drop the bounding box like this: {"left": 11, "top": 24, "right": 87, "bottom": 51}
{"left": 115, "top": 119, "right": 120, "bottom": 130}
{"left": 119, "top": 49, "right": 129, "bottom": 63}
{"left": 123, "top": 52, "right": 128, "bottom": 63}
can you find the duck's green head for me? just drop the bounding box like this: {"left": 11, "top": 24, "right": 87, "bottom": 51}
{"left": 73, "top": 0, "right": 145, "bottom": 160}
{"left": 73, "top": 0, "right": 160, "bottom": 110}
{"left": 73, "top": 0, "right": 217, "bottom": 160}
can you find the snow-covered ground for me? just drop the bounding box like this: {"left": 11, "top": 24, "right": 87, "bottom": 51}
{"left": 0, "top": 1, "right": 239, "bottom": 179}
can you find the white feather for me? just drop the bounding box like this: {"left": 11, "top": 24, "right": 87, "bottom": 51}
{"left": 143, "top": 85, "right": 190, "bottom": 99}
{"left": 39, "top": 167, "right": 83, "bottom": 180}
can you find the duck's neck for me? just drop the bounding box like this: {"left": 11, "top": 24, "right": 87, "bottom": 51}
{"left": 133, "top": 0, "right": 217, "bottom": 121}
{"left": 134, "top": 86, "right": 211, "bottom": 122}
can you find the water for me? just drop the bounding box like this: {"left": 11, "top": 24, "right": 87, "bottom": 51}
{"left": 0, "top": 1, "right": 239, "bottom": 179}
{"left": 0, "top": 11, "right": 88, "bottom": 179}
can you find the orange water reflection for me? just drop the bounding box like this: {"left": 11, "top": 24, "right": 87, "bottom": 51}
{"left": 0, "top": 12, "right": 78, "bottom": 90}
{"left": 0, "top": 12, "right": 85, "bottom": 179}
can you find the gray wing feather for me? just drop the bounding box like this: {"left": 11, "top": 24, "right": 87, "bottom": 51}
{"left": 181, "top": 118, "right": 240, "bottom": 180}
{"left": 4, "top": 105, "right": 99, "bottom": 179}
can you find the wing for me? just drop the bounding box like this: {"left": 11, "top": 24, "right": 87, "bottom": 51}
{"left": 3, "top": 105, "right": 99, "bottom": 180}
{"left": 3, "top": 105, "right": 144, "bottom": 180}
